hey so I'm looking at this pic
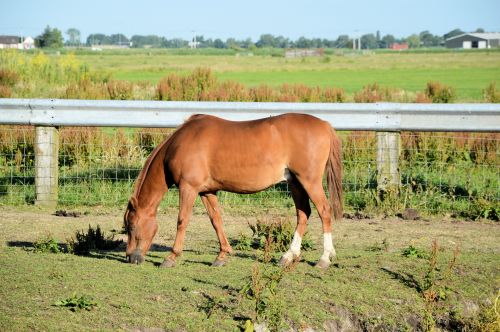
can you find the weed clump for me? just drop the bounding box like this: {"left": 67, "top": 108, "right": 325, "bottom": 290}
{"left": 241, "top": 264, "right": 286, "bottom": 331}
{"left": 402, "top": 244, "right": 429, "bottom": 259}
{"left": 424, "top": 81, "right": 456, "bottom": 103}
{"left": 54, "top": 293, "right": 97, "bottom": 312}
{"left": 67, "top": 224, "right": 122, "bottom": 255}
{"left": 0, "top": 68, "right": 20, "bottom": 86}
{"left": 483, "top": 81, "right": 500, "bottom": 103}
{"left": 107, "top": 80, "right": 133, "bottom": 100}
{"left": 232, "top": 217, "right": 314, "bottom": 262}
{"left": 33, "top": 236, "right": 62, "bottom": 253}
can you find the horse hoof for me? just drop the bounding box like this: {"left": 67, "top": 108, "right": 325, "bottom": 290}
{"left": 278, "top": 256, "right": 292, "bottom": 267}
{"left": 128, "top": 250, "right": 144, "bottom": 264}
{"left": 212, "top": 259, "right": 226, "bottom": 267}
{"left": 160, "top": 258, "right": 176, "bottom": 268}
{"left": 315, "top": 259, "right": 331, "bottom": 269}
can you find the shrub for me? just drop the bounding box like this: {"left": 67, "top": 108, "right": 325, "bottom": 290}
{"left": 64, "top": 78, "right": 107, "bottom": 99}
{"left": 249, "top": 217, "right": 314, "bottom": 252}
{"left": 33, "top": 236, "right": 62, "bottom": 253}
{"left": 415, "top": 92, "right": 432, "bottom": 103}
{"left": 240, "top": 264, "right": 286, "bottom": 330}
{"left": 353, "top": 83, "right": 387, "bottom": 102}
{"left": 0, "top": 68, "right": 19, "bottom": 86}
{"left": 107, "top": 80, "right": 133, "bottom": 100}
{"left": 322, "top": 87, "right": 346, "bottom": 103}
{"left": 249, "top": 84, "right": 276, "bottom": 102}
{"left": 483, "top": 81, "right": 500, "bottom": 103}
{"left": 68, "top": 224, "right": 122, "bottom": 255}
{"left": 0, "top": 84, "right": 12, "bottom": 98}
{"left": 424, "top": 81, "right": 456, "bottom": 103}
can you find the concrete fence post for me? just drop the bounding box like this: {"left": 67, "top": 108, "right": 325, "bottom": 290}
{"left": 35, "top": 126, "right": 59, "bottom": 207}
{"left": 376, "top": 131, "right": 401, "bottom": 193}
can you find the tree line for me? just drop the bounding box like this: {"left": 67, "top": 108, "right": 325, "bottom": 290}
{"left": 34, "top": 25, "right": 485, "bottom": 49}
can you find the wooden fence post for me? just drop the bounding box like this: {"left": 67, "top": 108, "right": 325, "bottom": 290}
{"left": 376, "top": 131, "right": 401, "bottom": 193}
{"left": 35, "top": 126, "right": 59, "bottom": 207}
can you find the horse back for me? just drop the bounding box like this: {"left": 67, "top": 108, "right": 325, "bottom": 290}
{"left": 165, "top": 113, "right": 332, "bottom": 192}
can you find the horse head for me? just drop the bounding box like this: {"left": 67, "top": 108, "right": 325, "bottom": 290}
{"left": 124, "top": 196, "right": 158, "bottom": 264}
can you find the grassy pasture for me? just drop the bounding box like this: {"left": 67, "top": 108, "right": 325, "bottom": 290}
{"left": 0, "top": 207, "right": 498, "bottom": 331}
{"left": 77, "top": 49, "right": 500, "bottom": 101}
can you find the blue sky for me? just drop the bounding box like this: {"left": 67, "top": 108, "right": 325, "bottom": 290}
{"left": 1, "top": 0, "right": 499, "bottom": 41}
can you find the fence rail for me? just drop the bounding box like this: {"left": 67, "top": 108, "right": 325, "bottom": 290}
{"left": 1, "top": 99, "right": 500, "bottom": 131}
{"left": 0, "top": 99, "right": 499, "bottom": 213}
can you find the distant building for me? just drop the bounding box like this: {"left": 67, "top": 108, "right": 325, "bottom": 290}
{"left": 285, "top": 49, "right": 324, "bottom": 58}
{"left": 389, "top": 42, "right": 409, "bottom": 50}
{"left": 445, "top": 32, "right": 500, "bottom": 49}
{"left": 0, "top": 35, "right": 35, "bottom": 49}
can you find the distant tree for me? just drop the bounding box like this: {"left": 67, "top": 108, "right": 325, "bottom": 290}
{"left": 242, "top": 38, "right": 254, "bottom": 49}
{"left": 406, "top": 34, "right": 421, "bottom": 48}
{"left": 380, "top": 34, "right": 396, "bottom": 48}
{"left": 295, "top": 36, "right": 313, "bottom": 48}
{"left": 110, "top": 34, "right": 129, "bottom": 45}
{"left": 257, "top": 34, "right": 277, "bottom": 47}
{"left": 361, "top": 33, "right": 378, "bottom": 49}
{"left": 474, "top": 28, "right": 485, "bottom": 33}
{"left": 35, "top": 25, "right": 63, "bottom": 48}
{"left": 163, "top": 38, "right": 188, "bottom": 48}
{"left": 274, "top": 35, "right": 291, "bottom": 48}
{"left": 419, "top": 30, "right": 442, "bottom": 47}
{"left": 65, "top": 28, "right": 81, "bottom": 46}
{"left": 444, "top": 29, "right": 464, "bottom": 40}
{"left": 334, "top": 35, "right": 351, "bottom": 48}
{"left": 226, "top": 38, "right": 239, "bottom": 49}
{"left": 213, "top": 38, "right": 225, "bottom": 48}
{"left": 86, "top": 34, "right": 110, "bottom": 46}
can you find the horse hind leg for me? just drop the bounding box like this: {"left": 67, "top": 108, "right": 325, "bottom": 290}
{"left": 279, "top": 176, "right": 311, "bottom": 267}
{"left": 297, "top": 176, "right": 336, "bottom": 269}
{"left": 160, "top": 185, "right": 197, "bottom": 268}
{"left": 201, "top": 192, "right": 232, "bottom": 267}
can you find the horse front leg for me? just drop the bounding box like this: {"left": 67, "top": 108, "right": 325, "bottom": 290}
{"left": 160, "top": 186, "right": 197, "bottom": 268}
{"left": 201, "top": 192, "right": 232, "bottom": 266}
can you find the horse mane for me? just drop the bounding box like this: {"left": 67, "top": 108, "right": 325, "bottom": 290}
{"left": 131, "top": 116, "right": 200, "bottom": 201}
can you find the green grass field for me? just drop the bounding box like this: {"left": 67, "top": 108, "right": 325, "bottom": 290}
{"left": 77, "top": 49, "right": 500, "bottom": 102}
{"left": 0, "top": 207, "right": 498, "bottom": 331}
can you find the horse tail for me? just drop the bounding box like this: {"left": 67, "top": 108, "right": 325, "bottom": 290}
{"left": 327, "top": 127, "right": 343, "bottom": 220}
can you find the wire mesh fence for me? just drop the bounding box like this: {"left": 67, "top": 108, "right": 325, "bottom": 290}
{"left": 0, "top": 125, "right": 498, "bottom": 219}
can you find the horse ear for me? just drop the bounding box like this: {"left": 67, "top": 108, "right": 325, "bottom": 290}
{"left": 129, "top": 196, "right": 139, "bottom": 210}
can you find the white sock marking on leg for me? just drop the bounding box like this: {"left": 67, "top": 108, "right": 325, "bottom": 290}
{"left": 283, "top": 231, "right": 302, "bottom": 260}
{"left": 320, "top": 232, "right": 335, "bottom": 262}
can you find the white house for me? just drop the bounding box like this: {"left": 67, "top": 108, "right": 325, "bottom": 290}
{"left": 0, "top": 35, "right": 36, "bottom": 49}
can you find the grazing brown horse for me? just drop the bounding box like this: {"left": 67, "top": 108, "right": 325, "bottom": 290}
{"left": 124, "top": 113, "right": 342, "bottom": 269}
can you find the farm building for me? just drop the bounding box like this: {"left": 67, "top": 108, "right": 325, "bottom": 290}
{"left": 445, "top": 32, "right": 500, "bottom": 49}
{"left": 0, "top": 35, "right": 35, "bottom": 49}
{"left": 389, "top": 42, "right": 409, "bottom": 50}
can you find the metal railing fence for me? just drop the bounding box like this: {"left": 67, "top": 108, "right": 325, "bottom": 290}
{"left": 0, "top": 99, "right": 499, "bottom": 218}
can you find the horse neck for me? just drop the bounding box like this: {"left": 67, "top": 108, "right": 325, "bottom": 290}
{"left": 134, "top": 146, "right": 168, "bottom": 214}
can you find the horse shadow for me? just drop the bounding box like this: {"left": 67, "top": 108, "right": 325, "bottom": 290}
{"left": 6, "top": 240, "right": 172, "bottom": 264}
{"left": 381, "top": 266, "right": 422, "bottom": 292}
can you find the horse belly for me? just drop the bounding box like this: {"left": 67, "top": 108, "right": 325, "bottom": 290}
{"left": 214, "top": 163, "right": 288, "bottom": 194}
